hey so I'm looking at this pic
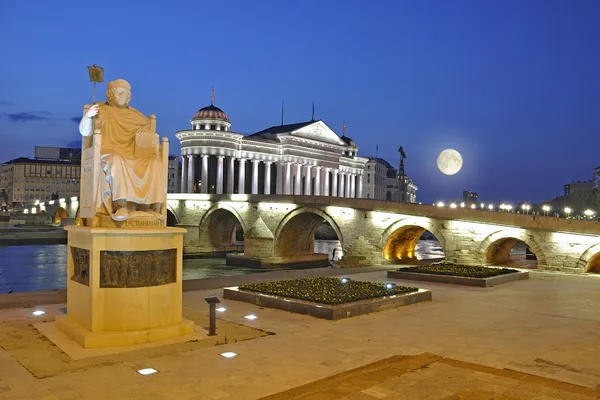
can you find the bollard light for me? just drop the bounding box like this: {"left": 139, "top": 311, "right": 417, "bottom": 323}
{"left": 204, "top": 297, "right": 221, "bottom": 336}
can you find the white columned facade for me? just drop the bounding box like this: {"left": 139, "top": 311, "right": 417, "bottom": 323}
{"left": 251, "top": 159, "right": 260, "bottom": 194}
{"left": 323, "top": 168, "right": 330, "bottom": 196}
{"left": 339, "top": 172, "right": 346, "bottom": 198}
{"left": 314, "top": 167, "right": 321, "bottom": 196}
{"left": 180, "top": 156, "right": 187, "bottom": 193}
{"left": 294, "top": 164, "right": 302, "bottom": 195}
{"left": 276, "top": 162, "right": 284, "bottom": 194}
{"left": 357, "top": 174, "right": 363, "bottom": 198}
{"left": 264, "top": 161, "right": 272, "bottom": 194}
{"left": 201, "top": 155, "right": 209, "bottom": 194}
{"left": 304, "top": 165, "right": 312, "bottom": 195}
{"left": 227, "top": 156, "right": 235, "bottom": 194}
{"left": 238, "top": 159, "right": 246, "bottom": 194}
{"left": 216, "top": 156, "right": 224, "bottom": 194}
{"left": 331, "top": 169, "right": 338, "bottom": 197}
{"left": 284, "top": 162, "right": 292, "bottom": 195}
{"left": 187, "top": 155, "right": 195, "bottom": 193}
{"left": 350, "top": 174, "right": 356, "bottom": 198}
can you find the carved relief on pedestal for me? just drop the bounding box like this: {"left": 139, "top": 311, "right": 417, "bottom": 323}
{"left": 70, "top": 247, "right": 90, "bottom": 286}
{"left": 99, "top": 249, "right": 177, "bottom": 288}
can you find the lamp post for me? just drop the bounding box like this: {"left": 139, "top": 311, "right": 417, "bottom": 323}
{"left": 564, "top": 207, "right": 572, "bottom": 219}
{"left": 584, "top": 209, "right": 595, "bottom": 219}
{"left": 521, "top": 204, "right": 531, "bottom": 215}
{"left": 542, "top": 204, "right": 551, "bottom": 216}
{"left": 204, "top": 297, "right": 221, "bottom": 336}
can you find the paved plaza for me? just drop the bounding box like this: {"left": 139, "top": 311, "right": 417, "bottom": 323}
{"left": 0, "top": 267, "right": 599, "bottom": 399}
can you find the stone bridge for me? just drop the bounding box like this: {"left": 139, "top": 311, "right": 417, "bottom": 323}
{"left": 11, "top": 197, "right": 79, "bottom": 225}
{"left": 167, "top": 194, "right": 600, "bottom": 274}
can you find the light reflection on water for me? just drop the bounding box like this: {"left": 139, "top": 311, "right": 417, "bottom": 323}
{"left": 0, "top": 239, "right": 448, "bottom": 294}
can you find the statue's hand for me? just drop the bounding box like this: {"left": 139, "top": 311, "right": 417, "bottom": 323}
{"left": 85, "top": 104, "right": 99, "bottom": 119}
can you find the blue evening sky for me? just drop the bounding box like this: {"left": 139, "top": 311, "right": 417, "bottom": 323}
{"left": 1, "top": 0, "right": 599, "bottom": 204}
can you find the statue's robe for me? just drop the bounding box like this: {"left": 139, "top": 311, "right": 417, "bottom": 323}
{"left": 95, "top": 103, "right": 165, "bottom": 206}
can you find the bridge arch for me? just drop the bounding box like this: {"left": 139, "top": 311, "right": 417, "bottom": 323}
{"left": 478, "top": 230, "right": 546, "bottom": 267}
{"left": 53, "top": 207, "right": 68, "bottom": 224}
{"left": 576, "top": 243, "right": 600, "bottom": 273}
{"left": 381, "top": 217, "right": 446, "bottom": 263}
{"left": 166, "top": 204, "right": 180, "bottom": 227}
{"left": 197, "top": 204, "right": 247, "bottom": 252}
{"left": 274, "top": 207, "right": 343, "bottom": 257}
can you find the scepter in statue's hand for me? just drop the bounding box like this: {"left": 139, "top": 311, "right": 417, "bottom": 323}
{"left": 86, "top": 64, "right": 104, "bottom": 135}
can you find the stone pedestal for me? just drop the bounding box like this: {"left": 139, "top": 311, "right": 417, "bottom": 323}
{"left": 55, "top": 225, "right": 194, "bottom": 348}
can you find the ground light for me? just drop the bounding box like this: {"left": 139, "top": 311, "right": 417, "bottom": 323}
{"left": 244, "top": 314, "right": 257, "bottom": 320}
{"left": 220, "top": 352, "right": 238, "bottom": 358}
{"left": 32, "top": 310, "right": 45, "bottom": 316}
{"left": 340, "top": 277, "right": 349, "bottom": 283}
{"left": 386, "top": 283, "right": 395, "bottom": 289}
{"left": 137, "top": 368, "right": 158, "bottom": 375}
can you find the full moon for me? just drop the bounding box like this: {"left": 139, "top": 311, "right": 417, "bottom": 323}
{"left": 437, "top": 149, "right": 463, "bottom": 175}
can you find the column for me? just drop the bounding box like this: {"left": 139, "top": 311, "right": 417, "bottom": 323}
{"left": 284, "top": 162, "right": 292, "bottom": 195}
{"left": 238, "top": 159, "right": 246, "bottom": 194}
{"left": 216, "top": 156, "right": 224, "bottom": 194}
{"left": 180, "top": 155, "right": 187, "bottom": 193}
{"left": 304, "top": 165, "right": 312, "bottom": 195}
{"left": 276, "top": 162, "right": 284, "bottom": 194}
{"left": 331, "top": 169, "right": 338, "bottom": 197}
{"left": 201, "top": 155, "right": 209, "bottom": 194}
{"left": 314, "top": 167, "right": 321, "bottom": 196}
{"left": 350, "top": 174, "right": 356, "bottom": 198}
{"left": 339, "top": 172, "right": 345, "bottom": 198}
{"left": 358, "top": 174, "right": 363, "bottom": 198}
{"left": 264, "top": 161, "right": 272, "bottom": 194}
{"left": 345, "top": 174, "right": 351, "bottom": 198}
{"left": 294, "top": 164, "right": 302, "bottom": 195}
{"left": 187, "top": 155, "right": 195, "bottom": 193}
{"left": 227, "top": 156, "right": 235, "bottom": 194}
{"left": 323, "top": 168, "right": 330, "bottom": 196}
{"left": 251, "top": 159, "right": 260, "bottom": 194}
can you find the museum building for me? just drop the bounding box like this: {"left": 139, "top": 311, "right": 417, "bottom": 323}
{"left": 176, "top": 102, "right": 368, "bottom": 197}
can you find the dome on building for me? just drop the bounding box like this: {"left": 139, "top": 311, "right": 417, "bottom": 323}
{"left": 340, "top": 135, "right": 357, "bottom": 148}
{"left": 192, "top": 105, "right": 229, "bottom": 122}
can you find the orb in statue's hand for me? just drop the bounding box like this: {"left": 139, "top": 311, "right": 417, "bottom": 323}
{"left": 437, "top": 149, "right": 463, "bottom": 175}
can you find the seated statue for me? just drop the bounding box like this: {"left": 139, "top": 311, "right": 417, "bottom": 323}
{"left": 79, "top": 79, "right": 166, "bottom": 221}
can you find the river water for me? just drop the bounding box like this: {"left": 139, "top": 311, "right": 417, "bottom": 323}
{"left": 0, "top": 240, "right": 445, "bottom": 294}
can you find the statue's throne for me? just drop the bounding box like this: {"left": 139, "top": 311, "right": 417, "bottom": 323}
{"left": 79, "top": 104, "right": 169, "bottom": 228}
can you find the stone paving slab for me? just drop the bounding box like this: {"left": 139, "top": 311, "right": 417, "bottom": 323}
{"left": 0, "top": 269, "right": 598, "bottom": 399}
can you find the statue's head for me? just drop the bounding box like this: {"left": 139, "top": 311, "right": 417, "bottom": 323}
{"left": 106, "top": 79, "right": 131, "bottom": 108}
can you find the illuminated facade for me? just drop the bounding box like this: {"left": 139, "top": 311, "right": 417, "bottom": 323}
{"left": 175, "top": 103, "right": 367, "bottom": 197}
{"left": 363, "top": 157, "right": 418, "bottom": 203}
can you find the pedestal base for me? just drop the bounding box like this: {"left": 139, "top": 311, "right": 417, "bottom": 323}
{"left": 55, "top": 315, "right": 194, "bottom": 348}
{"left": 58, "top": 225, "right": 192, "bottom": 348}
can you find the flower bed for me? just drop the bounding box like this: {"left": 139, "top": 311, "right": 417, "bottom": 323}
{"left": 238, "top": 277, "right": 418, "bottom": 305}
{"left": 401, "top": 263, "right": 518, "bottom": 278}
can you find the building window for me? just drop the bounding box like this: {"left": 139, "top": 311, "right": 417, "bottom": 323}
{"left": 367, "top": 174, "right": 370, "bottom": 184}
{"left": 211, "top": 124, "right": 216, "bottom": 130}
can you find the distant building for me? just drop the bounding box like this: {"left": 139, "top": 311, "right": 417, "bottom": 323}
{"left": 363, "top": 156, "right": 417, "bottom": 203}
{"left": 168, "top": 155, "right": 180, "bottom": 193}
{"left": 363, "top": 158, "right": 398, "bottom": 200}
{"left": 462, "top": 190, "right": 478, "bottom": 205}
{"left": 564, "top": 180, "right": 593, "bottom": 196}
{"left": 592, "top": 166, "right": 600, "bottom": 189}
{"left": 0, "top": 157, "right": 80, "bottom": 205}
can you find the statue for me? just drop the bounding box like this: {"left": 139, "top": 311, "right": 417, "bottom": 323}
{"left": 79, "top": 79, "right": 166, "bottom": 221}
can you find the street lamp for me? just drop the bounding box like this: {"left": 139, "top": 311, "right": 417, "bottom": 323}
{"left": 450, "top": 203, "right": 457, "bottom": 208}
{"left": 542, "top": 204, "right": 551, "bottom": 216}
{"left": 460, "top": 202, "right": 465, "bottom": 208}
{"left": 488, "top": 204, "right": 494, "bottom": 211}
{"left": 471, "top": 204, "right": 476, "bottom": 209}
{"left": 521, "top": 204, "right": 531, "bottom": 214}
{"left": 436, "top": 201, "right": 444, "bottom": 207}
{"left": 505, "top": 204, "right": 512, "bottom": 213}
{"left": 564, "top": 207, "right": 572, "bottom": 218}
{"left": 584, "top": 209, "right": 596, "bottom": 218}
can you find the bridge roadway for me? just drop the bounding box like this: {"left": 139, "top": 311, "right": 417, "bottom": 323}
{"left": 167, "top": 194, "right": 600, "bottom": 274}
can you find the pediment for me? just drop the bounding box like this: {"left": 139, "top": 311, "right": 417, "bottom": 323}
{"left": 290, "top": 121, "right": 346, "bottom": 146}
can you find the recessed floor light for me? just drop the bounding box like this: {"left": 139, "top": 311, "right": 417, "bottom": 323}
{"left": 216, "top": 307, "right": 226, "bottom": 312}
{"left": 244, "top": 314, "right": 257, "bottom": 320}
{"left": 32, "top": 310, "right": 45, "bottom": 316}
{"left": 220, "top": 352, "right": 237, "bottom": 358}
{"left": 137, "top": 368, "right": 158, "bottom": 375}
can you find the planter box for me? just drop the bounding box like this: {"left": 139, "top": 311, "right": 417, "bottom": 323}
{"left": 387, "top": 269, "right": 529, "bottom": 287}
{"left": 223, "top": 286, "right": 432, "bottom": 320}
